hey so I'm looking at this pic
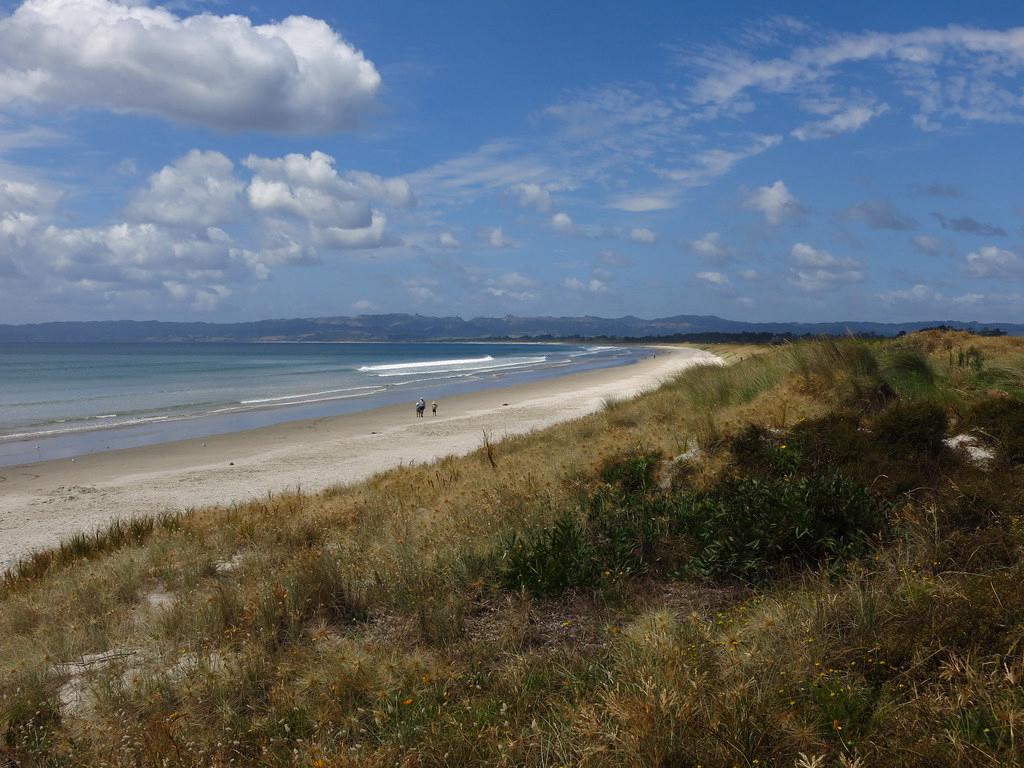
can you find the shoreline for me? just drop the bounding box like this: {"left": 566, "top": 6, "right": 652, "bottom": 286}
{"left": 0, "top": 345, "right": 718, "bottom": 569}
{"left": 0, "top": 342, "right": 646, "bottom": 466}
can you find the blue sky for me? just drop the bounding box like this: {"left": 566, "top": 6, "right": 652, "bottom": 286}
{"left": 1, "top": 0, "right": 1023, "bottom": 324}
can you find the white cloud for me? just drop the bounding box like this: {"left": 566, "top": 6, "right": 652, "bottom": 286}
{"left": 510, "top": 183, "right": 552, "bottom": 212}
{"left": 488, "top": 226, "right": 511, "bottom": 248}
{"left": 608, "top": 194, "right": 676, "bottom": 212}
{"left": 663, "top": 134, "right": 782, "bottom": 187}
{"left": 0, "top": 177, "right": 60, "bottom": 212}
{"left": 696, "top": 271, "right": 730, "bottom": 286}
{"left": 128, "top": 150, "right": 243, "bottom": 227}
{"left": 563, "top": 276, "right": 608, "bottom": 293}
{"left": 791, "top": 103, "right": 889, "bottom": 141}
{"left": 630, "top": 227, "right": 656, "bottom": 244}
{"left": 245, "top": 151, "right": 412, "bottom": 213}
{"left": 789, "top": 242, "right": 863, "bottom": 291}
{"left": 879, "top": 284, "right": 985, "bottom": 306}
{"left": 685, "top": 25, "right": 1024, "bottom": 130}
{"left": 744, "top": 180, "right": 801, "bottom": 225}
{"left": 317, "top": 212, "right": 395, "bottom": 250}
{"left": 351, "top": 299, "right": 374, "bottom": 313}
{"left": 0, "top": 0, "right": 381, "bottom": 132}
{"left": 409, "top": 141, "right": 551, "bottom": 206}
{"left": 965, "top": 246, "right": 1024, "bottom": 279}
{"left": 551, "top": 212, "right": 574, "bottom": 234}
{"left": 483, "top": 271, "right": 538, "bottom": 302}
{"left": 691, "top": 231, "right": 733, "bottom": 262}
{"left": 243, "top": 151, "right": 406, "bottom": 249}
{"left": 438, "top": 232, "right": 460, "bottom": 248}
{"left": 738, "top": 268, "right": 761, "bottom": 280}
{"left": 403, "top": 278, "right": 441, "bottom": 303}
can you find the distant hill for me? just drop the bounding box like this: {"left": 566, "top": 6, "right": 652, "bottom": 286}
{"left": 0, "top": 314, "right": 1018, "bottom": 342}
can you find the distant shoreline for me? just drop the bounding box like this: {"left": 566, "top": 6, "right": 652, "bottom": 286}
{"left": 0, "top": 345, "right": 718, "bottom": 570}
{"left": 0, "top": 341, "right": 646, "bottom": 466}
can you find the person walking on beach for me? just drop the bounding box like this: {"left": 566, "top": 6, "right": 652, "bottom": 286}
{"left": 416, "top": 398, "right": 425, "bottom": 418}
{"left": 431, "top": 400, "right": 438, "bottom": 416}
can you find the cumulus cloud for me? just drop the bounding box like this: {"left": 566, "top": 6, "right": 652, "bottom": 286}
{"left": 847, "top": 199, "right": 917, "bottom": 231}
{"left": 0, "top": 146, "right": 412, "bottom": 312}
{"left": 488, "top": 227, "right": 511, "bottom": 248}
{"left": 483, "top": 272, "right": 538, "bottom": 302}
{"left": 316, "top": 212, "right": 396, "bottom": 250}
{"left": 965, "top": 246, "right": 1024, "bottom": 279}
{"left": 791, "top": 102, "right": 889, "bottom": 141}
{"left": 551, "top": 212, "right": 574, "bottom": 234}
{"left": 789, "top": 242, "right": 863, "bottom": 291}
{"left": 696, "top": 271, "right": 730, "bottom": 286}
{"left": 243, "top": 151, "right": 407, "bottom": 249}
{"left": 0, "top": 0, "right": 381, "bottom": 132}
{"left": 691, "top": 231, "right": 733, "bottom": 262}
{"left": 933, "top": 212, "right": 1007, "bottom": 237}
{"left": 0, "top": 177, "right": 60, "bottom": 213}
{"left": 744, "top": 180, "right": 802, "bottom": 225}
{"left": 438, "top": 232, "right": 460, "bottom": 248}
{"left": 128, "top": 150, "right": 243, "bottom": 227}
{"left": 630, "top": 227, "right": 656, "bottom": 244}
{"left": 510, "top": 183, "right": 552, "bottom": 212}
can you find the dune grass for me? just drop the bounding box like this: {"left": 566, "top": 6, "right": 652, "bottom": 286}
{"left": 2, "top": 330, "right": 1024, "bottom": 766}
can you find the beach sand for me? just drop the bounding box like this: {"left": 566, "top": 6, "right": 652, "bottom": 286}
{"left": 0, "top": 346, "right": 718, "bottom": 569}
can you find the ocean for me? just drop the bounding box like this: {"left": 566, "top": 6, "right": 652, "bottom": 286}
{"left": 0, "top": 341, "right": 648, "bottom": 466}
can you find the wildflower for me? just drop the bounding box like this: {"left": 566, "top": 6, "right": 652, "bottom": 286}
{"left": 832, "top": 719, "right": 842, "bottom": 732}
{"left": 402, "top": 697, "right": 414, "bottom": 705}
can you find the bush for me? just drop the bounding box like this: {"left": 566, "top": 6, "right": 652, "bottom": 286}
{"left": 598, "top": 450, "right": 661, "bottom": 495}
{"left": 669, "top": 473, "right": 886, "bottom": 582}
{"left": 499, "top": 513, "right": 595, "bottom": 595}
{"left": 730, "top": 424, "right": 800, "bottom": 476}
{"left": 967, "top": 396, "right": 1024, "bottom": 464}
{"left": 873, "top": 400, "right": 948, "bottom": 459}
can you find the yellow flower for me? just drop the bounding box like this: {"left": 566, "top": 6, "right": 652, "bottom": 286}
{"left": 402, "top": 697, "right": 414, "bottom": 705}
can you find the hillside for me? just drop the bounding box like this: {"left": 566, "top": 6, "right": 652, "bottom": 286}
{"left": 0, "top": 314, "right": 1019, "bottom": 342}
{"left": 2, "top": 331, "right": 1024, "bottom": 766}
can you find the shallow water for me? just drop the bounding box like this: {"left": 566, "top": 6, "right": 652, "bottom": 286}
{"left": 0, "top": 341, "right": 647, "bottom": 465}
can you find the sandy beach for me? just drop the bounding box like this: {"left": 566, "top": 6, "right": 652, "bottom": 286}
{"left": 0, "top": 346, "right": 718, "bottom": 569}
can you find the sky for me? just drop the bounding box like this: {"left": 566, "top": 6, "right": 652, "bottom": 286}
{"left": 1, "top": 0, "right": 1023, "bottom": 324}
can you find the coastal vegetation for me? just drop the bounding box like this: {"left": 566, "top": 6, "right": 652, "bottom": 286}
{"left": 2, "top": 330, "right": 1024, "bottom": 766}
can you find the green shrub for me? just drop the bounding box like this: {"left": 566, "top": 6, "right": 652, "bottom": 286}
{"left": 967, "top": 396, "right": 1024, "bottom": 464}
{"left": 499, "top": 513, "right": 595, "bottom": 595}
{"left": 669, "top": 473, "right": 886, "bottom": 582}
{"left": 598, "top": 449, "right": 661, "bottom": 495}
{"left": 730, "top": 424, "right": 801, "bottom": 476}
{"left": 873, "top": 400, "right": 948, "bottom": 459}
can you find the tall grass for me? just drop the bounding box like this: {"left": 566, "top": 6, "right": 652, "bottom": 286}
{"left": 2, "top": 332, "right": 1024, "bottom": 766}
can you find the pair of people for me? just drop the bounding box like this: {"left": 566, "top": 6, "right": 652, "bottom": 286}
{"left": 415, "top": 399, "right": 438, "bottom": 417}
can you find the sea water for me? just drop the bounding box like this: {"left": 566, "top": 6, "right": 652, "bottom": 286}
{"left": 0, "top": 341, "right": 648, "bottom": 465}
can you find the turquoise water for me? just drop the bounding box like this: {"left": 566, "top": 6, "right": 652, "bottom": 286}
{"left": 0, "top": 341, "right": 647, "bottom": 465}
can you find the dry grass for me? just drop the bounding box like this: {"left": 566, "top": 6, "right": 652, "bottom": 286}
{"left": 2, "top": 332, "right": 1024, "bottom": 767}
